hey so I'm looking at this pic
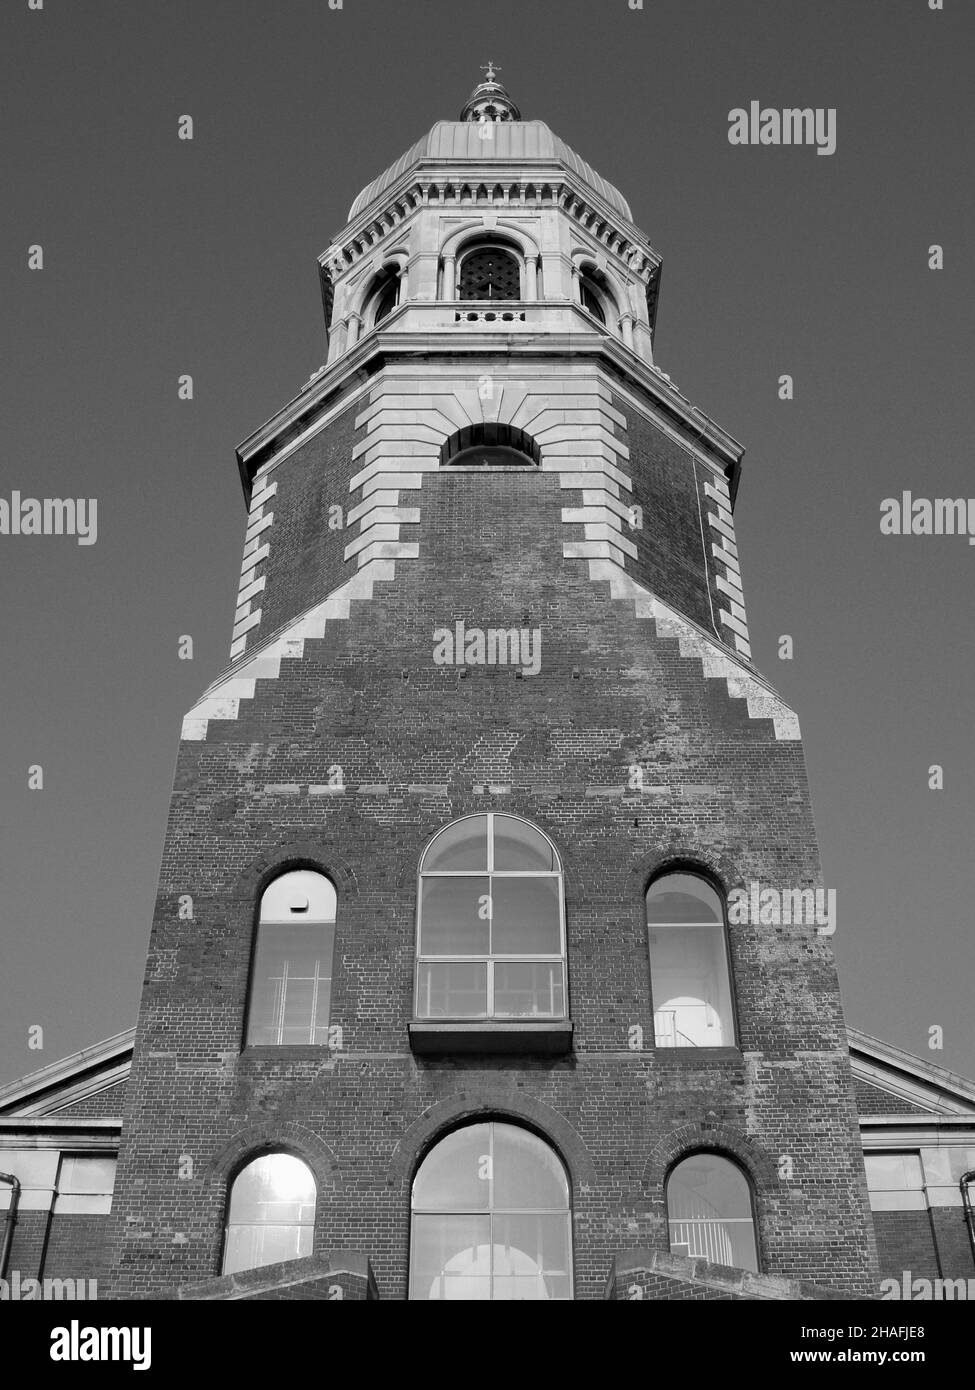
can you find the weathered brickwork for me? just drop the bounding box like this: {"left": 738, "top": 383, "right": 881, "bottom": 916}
{"left": 873, "top": 1211, "right": 940, "bottom": 1281}
{"left": 605, "top": 1249, "right": 849, "bottom": 1300}
{"left": 853, "top": 1077, "right": 930, "bottom": 1117}
{"left": 609, "top": 397, "right": 729, "bottom": 645}
{"left": 244, "top": 402, "right": 367, "bottom": 644}
{"left": 5, "top": 1212, "right": 111, "bottom": 1288}
{"left": 106, "top": 401, "right": 878, "bottom": 1301}
{"left": 53, "top": 1080, "right": 128, "bottom": 1120}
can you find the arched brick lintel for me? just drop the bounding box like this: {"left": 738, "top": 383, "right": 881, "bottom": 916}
{"left": 643, "top": 1122, "right": 780, "bottom": 1194}
{"left": 228, "top": 839, "right": 360, "bottom": 904}
{"left": 388, "top": 1092, "right": 597, "bottom": 1196}
{"left": 629, "top": 846, "right": 738, "bottom": 898}
{"left": 208, "top": 1120, "right": 342, "bottom": 1193}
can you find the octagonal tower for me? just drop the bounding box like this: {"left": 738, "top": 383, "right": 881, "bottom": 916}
{"left": 108, "top": 74, "right": 878, "bottom": 1301}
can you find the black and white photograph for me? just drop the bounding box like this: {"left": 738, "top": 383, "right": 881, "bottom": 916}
{"left": 0, "top": 0, "right": 972, "bottom": 1358}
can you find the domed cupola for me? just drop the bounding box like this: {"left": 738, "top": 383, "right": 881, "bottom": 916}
{"left": 459, "top": 62, "right": 521, "bottom": 123}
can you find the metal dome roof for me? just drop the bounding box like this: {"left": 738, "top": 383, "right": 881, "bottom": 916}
{"left": 347, "top": 119, "right": 633, "bottom": 223}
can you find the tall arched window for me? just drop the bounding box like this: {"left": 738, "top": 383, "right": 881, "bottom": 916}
{"left": 646, "top": 871, "right": 735, "bottom": 1048}
{"left": 458, "top": 244, "right": 521, "bottom": 300}
{"left": 246, "top": 870, "right": 336, "bottom": 1046}
{"left": 579, "top": 277, "right": 606, "bottom": 324}
{"left": 578, "top": 268, "right": 616, "bottom": 329}
{"left": 222, "top": 1152, "right": 316, "bottom": 1275}
{"left": 365, "top": 267, "right": 399, "bottom": 328}
{"left": 410, "top": 1121, "right": 572, "bottom": 1300}
{"left": 666, "top": 1152, "right": 758, "bottom": 1272}
{"left": 415, "top": 814, "right": 565, "bottom": 1021}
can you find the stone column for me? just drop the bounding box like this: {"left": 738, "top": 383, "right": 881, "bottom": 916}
{"left": 525, "top": 255, "right": 538, "bottom": 301}
{"left": 441, "top": 254, "right": 456, "bottom": 300}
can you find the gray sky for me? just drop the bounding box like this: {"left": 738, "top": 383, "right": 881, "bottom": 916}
{"left": 1, "top": 0, "right": 972, "bottom": 1084}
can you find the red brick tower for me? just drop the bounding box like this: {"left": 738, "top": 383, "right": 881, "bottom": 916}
{"left": 108, "top": 74, "right": 878, "bottom": 1301}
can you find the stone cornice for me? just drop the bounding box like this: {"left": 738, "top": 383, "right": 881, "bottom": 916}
{"left": 236, "top": 328, "right": 743, "bottom": 498}
{"left": 321, "top": 165, "right": 660, "bottom": 282}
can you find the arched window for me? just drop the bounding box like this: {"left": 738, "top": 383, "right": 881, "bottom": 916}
{"left": 365, "top": 267, "right": 399, "bottom": 327}
{"left": 666, "top": 1153, "right": 758, "bottom": 1272}
{"left": 439, "top": 422, "right": 540, "bottom": 469}
{"left": 646, "top": 871, "right": 735, "bottom": 1048}
{"left": 415, "top": 814, "right": 565, "bottom": 1022}
{"left": 458, "top": 244, "right": 521, "bottom": 300}
{"left": 410, "top": 1121, "right": 572, "bottom": 1300}
{"left": 246, "top": 870, "right": 336, "bottom": 1046}
{"left": 222, "top": 1152, "right": 316, "bottom": 1275}
{"left": 578, "top": 267, "right": 618, "bottom": 331}
{"left": 579, "top": 277, "right": 606, "bottom": 324}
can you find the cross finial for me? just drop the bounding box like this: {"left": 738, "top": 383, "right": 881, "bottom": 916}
{"left": 481, "top": 61, "right": 500, "bottom": 84}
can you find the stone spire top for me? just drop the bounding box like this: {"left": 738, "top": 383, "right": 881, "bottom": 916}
{"left": 460, "top": 63, "right": 521, "bottom": 123}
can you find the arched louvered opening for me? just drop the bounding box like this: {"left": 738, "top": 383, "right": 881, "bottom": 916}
{"left": 457, "top": 243, "right": 521, "bottom": 301}
{"left": 439, "top": 423, "right": 541, "bottom": 469}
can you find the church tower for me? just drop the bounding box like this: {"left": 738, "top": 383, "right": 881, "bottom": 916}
{"left": 108, "top": 71, "right": 878, "bottom": 1301}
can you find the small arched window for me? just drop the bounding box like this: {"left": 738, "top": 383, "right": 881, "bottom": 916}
{"left": 222, "top": 1152, "right": 316, "bottom": 1275}
{"left": 646, "top": 871, "right": 735, "bottom": 1048}
{"left": 410, "top": 1121, "right": 572, "bottom": 1300}
{"left": 666, "top": 1152, "right": 758, "bottom": 1272}
{"left": 579, "top": 277, "right": 607, "bottom": 325}
{"left": 415, "top": 814, "right": 565, "bottom": 1022}
{"left": 440, "top": 423, "right": 540, "bottom": 469}
{"left": 458, "top": 244, "right": 521, "bottom": 300}
{"left": 365, "top": 267, "right": 399, "bottom": 328}
{"left": 246, "top": 870, "right": 336, "bottom": 1047}
{"left": 578, "top": 267, "right": 620, "bottom": 331}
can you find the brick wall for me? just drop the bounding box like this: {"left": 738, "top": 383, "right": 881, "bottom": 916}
{"left": 5, "top": 1211, "right": 111, "bottom": 1290}
{"left": 107, "top": 401, "right": 878, "bottom": 1300}
{"left": 853, "top": 1077, "right": 930, "bottom": 1116}
{"left": 53, "top": 1081, "right": 127, "bottom": 1119}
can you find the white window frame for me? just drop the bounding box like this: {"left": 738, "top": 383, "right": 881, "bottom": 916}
{"left": 414, "top": 813, "right": 567, "bottom": 1022}
{"left": 408, "top": 1121, "right": 574, "bottom": 1301}
{"left": 647, "top": 873, "right": 737, "bottom": 1049}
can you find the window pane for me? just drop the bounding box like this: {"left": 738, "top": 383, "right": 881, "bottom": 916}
{"left": 650, "top": 922, "right": 732, "bottom": 1046}
{"left": 246, "top": 923, "right": 334, "bottom": 1045}
{"left": 416, "top": 961, "right": 488, "bottom": 1019}
{"left": 647, "top": 873, "right": 722, "bottom": 923}
{"left": 411, "top": 1123, "right": 573, "bottom": 1301}
{"left": 224, "top": 1154, "right": 316, "bottom": 1275}
{"left": 580, "top": 281, "right": 606, "bottom": 325}
{"left": 228, "top": 1154, "right": 316, "bottom": 1226}
{"left": 667, "top": 1154, "right": 757, "bottom": 1271}
{"left": 864, "top": 1154, "right": 924, "bottom": 1191}
{"left": 411, "top": 1214, "right": 492, "bottom": 1300}
{"left": 423, "top": 816, "right": 488, "bottom": 871}
{"left": 491, "top": 877, "right": 560, "bottom": 955}
{"left": 492, "top": 961, "right": 564, "bottom": 1019}
{"left": 492, "top": 1214, "right": 571, "bottom": 1300}
{"left": 418, "top": 877, "right": 490, "bottom": 956}
{"left": 448, "top": 445, "right": 534, "bottom": 468}
{"left": 59, "top": 1156, "right": 117, "bottom": 1195}
{"left": 413, "top": 1125, "right": 492, "bottom": 1211}
{"left": 493, "top": 816, "right": 556, "bottom": 871}
{"left": 223, "top": 1221, "right": 312, "bottom": 1275}
{"left": 493, "top": 1125, "right": 570, "bottom": 1209}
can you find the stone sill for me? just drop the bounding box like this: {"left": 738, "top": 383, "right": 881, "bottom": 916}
{"left": 409, "top": 1020, "right": 573, "bottom": 1056}
{"left": 653, "top": 1046, "right": 743, "bottom": 1063}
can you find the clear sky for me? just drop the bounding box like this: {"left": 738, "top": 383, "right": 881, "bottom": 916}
{"left": 1, "top": 0, "right": 972, "bottom": 1084}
